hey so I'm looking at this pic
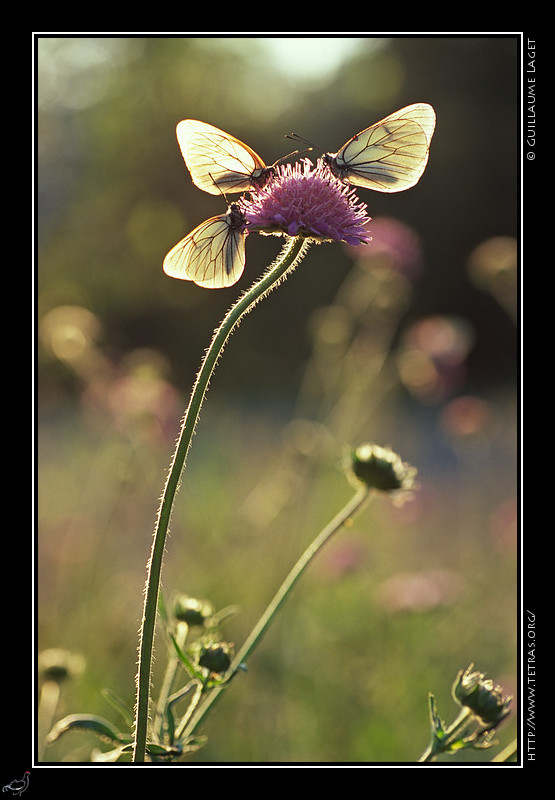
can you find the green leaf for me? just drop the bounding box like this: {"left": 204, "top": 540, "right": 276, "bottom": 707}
{"left": 170, "top": 633, "right": 201, "bottom": 678}
{"left": 46, "top": 714, "right": 132, "bottom": 745}
{"left": 428, "top": 693, "right": 446, "bottom": 738}
{"left": 146, "top": 743, "right": 183, "bottom": 758}
{"left": 165, "top": 702, "right": 176, "bottom": 746}
{"left": 158, "top": 589, "right": 168, "bottom": 624}
{"left": 208, "top": 604, "right": 240, "bottom": 629}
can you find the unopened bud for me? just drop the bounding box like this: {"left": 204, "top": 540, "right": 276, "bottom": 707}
{"left": 452, "top": 664, "right": 512, "bottom": 729}
{"left": 174, "top": 595, "right": 214, "bottom": 627}
{"left": 198, "top": 642, "right": 233, "bottom": 675}
{"left": 349, "top": 443, "right": 416, "bottom": 494}
{"left": 38, "top": 649, "right": 85, "bottom": 683}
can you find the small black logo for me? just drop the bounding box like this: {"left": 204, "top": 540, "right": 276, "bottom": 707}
{"left": 2, "top": 773, "right": 30, "bottom": 797}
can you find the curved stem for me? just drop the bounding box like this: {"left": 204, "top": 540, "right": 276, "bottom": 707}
{"left": 133, "top": 236, "right": 310, "bottom": 762}
{"left": 38, "top": 681, "right": 61, "bottom": 761}
{"left": 183, "top": 484, "right": 372, "bottom": 740}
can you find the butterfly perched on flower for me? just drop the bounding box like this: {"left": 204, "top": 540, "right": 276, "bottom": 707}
{"left": 175, "top": 119, "right": 276, "bottom": 196}
{"left": 163, "top": 203, "right": 246, "bottom": 288}
{"left": 314, "top": 103, "right": 436, "bottom": 193}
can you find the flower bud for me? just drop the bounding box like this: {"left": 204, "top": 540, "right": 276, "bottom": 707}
{"left": 38, "top": 648, "right": 86, "bottom": 683}
{"left": 198, "top": 642, "right": 233, "bottom": 675}
{"left": 174, "top": 595, "right": 214, "bottom": 627}
{"left": 452, "top": 664, "right": 512, "bottom": 729}
{"left": 349, "top": 443, "right": 416, "bottom": 493}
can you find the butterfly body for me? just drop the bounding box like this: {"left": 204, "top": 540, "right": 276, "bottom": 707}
{"left": 163, "top": 203, "right": 246, "bottom": 288}
{"left": 323, "top": 103, "right": 436, "bottom": 193}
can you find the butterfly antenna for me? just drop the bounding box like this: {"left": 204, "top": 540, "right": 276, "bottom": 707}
{"left": 274, "top": 145, "right": 314, "bottom": 166}
{"left": 285, "top": 132, "right": 324, "bottom": 155}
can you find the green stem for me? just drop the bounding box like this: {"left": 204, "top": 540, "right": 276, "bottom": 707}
{"left": 174, "top": 681, "right": 204, "bottom": 742}
{"left": 182, "top": 483, "right": 372, "bottom": 740}
{"left": 133, "top": 236, "right": 310, "bottom": 763}
{"left": 418, "top": 708, "right": 473, "bottom": 762}
{"left": 154, "top": 622, "right": 188, "bottom": 741}
{"left": 491, "top": 738, "right": 518, "bottom": 762}
{"left": 38, "top": 681, "right": 61, "bottom": 761}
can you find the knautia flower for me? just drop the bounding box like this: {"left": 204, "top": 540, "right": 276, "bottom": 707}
{"left": 164, "top": 156, "right": 373, "bottom": 289}
{"left": 241, "top": 158, "right": 373, "bottom": 246}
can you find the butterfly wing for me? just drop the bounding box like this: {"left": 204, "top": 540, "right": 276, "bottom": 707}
{"left": 328, "top": 103, "right": 436, "bottom": 193}
{"left": 176, "top": 119, "right": 269, "bottom": 196}
{"left": 163, "top": 205, "right": 246, "bottom": 288}
{"left": 379, "top": 103, "right": 436, "bottom": 146}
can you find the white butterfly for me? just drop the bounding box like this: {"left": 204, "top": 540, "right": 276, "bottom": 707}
{"left": 176, "top": 119, "right": 275, "bottom": 196}
{"left": 322, "top": 103, "right": 436, "bottom": 193}
{"left": 163, "top": 203, "right": 246, "bottom": 288}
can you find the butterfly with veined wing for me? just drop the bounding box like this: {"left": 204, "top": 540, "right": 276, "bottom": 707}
{"left": 176, "top": 119, "right": 277, "bottom": 196}
{"left": 313, "top": 103, "right": 435, "bottom": 193}
{"left": 163, "top": 203, "right": 247, "bottom": 288}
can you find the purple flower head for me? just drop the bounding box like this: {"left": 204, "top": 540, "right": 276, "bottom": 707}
{"left": 240, "top": 158, "right": 372, "bottom": 246}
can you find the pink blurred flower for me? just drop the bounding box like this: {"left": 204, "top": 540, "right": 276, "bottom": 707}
{"left": 397, "top": 315, "right": 475, "bottom": 404}
{"left": 346, "top": 215, "right": 423, "bottom": 279}
{"left": 377, "top": 568, "right": 464, "bottom": 613}
{"left": 439, "top": 395, "right": 492, "bottom": 438}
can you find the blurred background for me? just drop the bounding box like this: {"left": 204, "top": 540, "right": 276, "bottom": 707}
{"left": 37, "top": 36, "right": 519, "bottom": 764}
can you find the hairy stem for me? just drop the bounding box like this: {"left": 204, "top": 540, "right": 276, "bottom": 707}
{"left": 133, "top": 236, "right": 310, "bottom": 762}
